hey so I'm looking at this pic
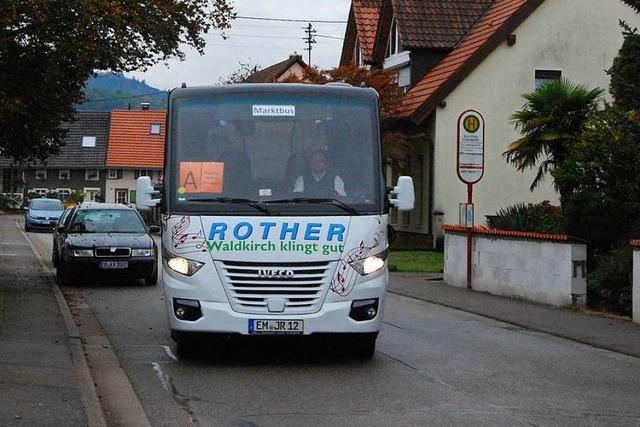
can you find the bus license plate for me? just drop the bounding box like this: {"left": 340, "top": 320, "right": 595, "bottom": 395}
{"left": 248, "top": 319, "right": 303, "bottom": 335}
{"left": 99, "top": 261, "right": 128, "bottom": 269}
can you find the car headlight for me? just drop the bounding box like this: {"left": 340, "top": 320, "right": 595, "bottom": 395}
{"left": 132, "top": 248, "right": 154, "bottom": 257}
{"left": 72, "top": 249, "right": 94, "bottom": 257}
{"left": 166, "top": 255, "right": 204, "bottom": 276}
{"left": 349, "top": 249, "right": 388, "bottom": 276}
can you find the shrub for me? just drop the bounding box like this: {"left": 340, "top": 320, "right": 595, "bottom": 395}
{"left": 486, "top": 201, "right": 564, "bottom": 233}
{"left": 588, "top": 246, "right": 633, "bottom": 316}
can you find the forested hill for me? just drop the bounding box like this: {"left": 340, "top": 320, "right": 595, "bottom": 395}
{"left": 77, "top": 73, "right": 168, "bottom": 111}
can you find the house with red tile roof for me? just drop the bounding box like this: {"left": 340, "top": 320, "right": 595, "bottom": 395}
{"left": 105, "top": 108, "right": 166, "bottom": 204}
{"left": 340, "top": 0, "right": 640, "bottom": 247}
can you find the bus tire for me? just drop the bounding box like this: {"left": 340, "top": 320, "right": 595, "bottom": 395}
{"left": 172, "top": 330, "right": 197, "bottom": 358}
{"left": 350, "top": 333, "right": 377, "bottom": 359}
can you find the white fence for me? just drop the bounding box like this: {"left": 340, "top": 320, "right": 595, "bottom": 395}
{"left": 444, "top": 227, "right": 587, "bottom": 307}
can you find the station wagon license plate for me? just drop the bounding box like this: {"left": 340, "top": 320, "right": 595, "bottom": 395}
{"left": 99, "top": 261, "right": 128, "bottom": 269}
{"left": 248, "top": 319, "right": 303, "bottom": 335}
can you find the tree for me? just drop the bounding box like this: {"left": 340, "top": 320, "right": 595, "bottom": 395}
{"left": 608, "top": 1, "right": 640, "bottom": 110}
{"left": 554, "top": 105, "right": 640, "bottom": 313}
{"left": 218, "top": 61, "right": 261, "bottom": 85}
{"left": 503, "top": 79, "right": 604, "bottom": 201}
{"left": 0, "top": 0, "right": 235, "bottom": 163}
{"left": 554, "top": 105, "right": 640, "bottom": 248}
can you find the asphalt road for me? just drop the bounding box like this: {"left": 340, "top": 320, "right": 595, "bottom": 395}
{"left": 27, "top": 228, "right": 640, "bottom": 427}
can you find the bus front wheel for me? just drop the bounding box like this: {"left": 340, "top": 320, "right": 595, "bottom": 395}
{"left": 348, "top": 333, "right": 377, "bottom": 359}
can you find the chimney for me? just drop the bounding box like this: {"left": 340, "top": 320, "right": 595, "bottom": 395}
{"left": 290, "top": 52, "right": 302, "bottom": 60}
{"left": 140, "top": 102, "right": 150, "bottom": 110}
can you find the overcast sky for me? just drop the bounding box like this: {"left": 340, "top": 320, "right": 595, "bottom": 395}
{"left": 126, "top": 0, "right": 351, "bottom": 90}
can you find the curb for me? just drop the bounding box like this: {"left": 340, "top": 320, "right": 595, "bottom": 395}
{"left": 388, "top": 288, "right": 640, "bottom": 360}
{"left": 17, "top": 221, "right": 108, "bottom": 427}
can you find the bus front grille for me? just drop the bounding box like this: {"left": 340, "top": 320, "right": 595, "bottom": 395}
{"left": 216, "top": 260, "right": 333, "bottom": 314}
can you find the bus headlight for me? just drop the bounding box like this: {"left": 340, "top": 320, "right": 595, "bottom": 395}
{"left": 349, "top": 250, "right": 388, "bottom": 276}
{"left": 166, "top": 256, "right": 204, "bottom": 276}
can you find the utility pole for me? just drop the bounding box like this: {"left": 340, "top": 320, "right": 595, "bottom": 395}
{"left": 303, "top": 23, "right": 317, "bottom": 65}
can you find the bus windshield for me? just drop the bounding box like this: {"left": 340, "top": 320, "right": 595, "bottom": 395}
{"left": 169, "top": 90, "right": 381, "bottom": 215}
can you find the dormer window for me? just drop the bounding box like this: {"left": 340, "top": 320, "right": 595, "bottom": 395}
{"left": 386, "top": 18, "right": 402, "bottom": 58}
{"left": 150, "top": 123, "right": 161, "bottom": 135}
{"left": 354, "top": 39, "right": 363, "bottom": 66}
{"left": 81, "top": 136, "right": 96, "bottom": 147}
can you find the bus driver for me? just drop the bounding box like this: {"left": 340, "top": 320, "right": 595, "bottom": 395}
{"left": 292, "top": 150, "right": 346, "bottom": 197}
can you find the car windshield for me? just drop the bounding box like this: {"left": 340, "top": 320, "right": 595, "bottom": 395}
{"left": 70, "top": 209, "right": 147, "bottom": 233}
{"left": 31, "top": 199, "right": 63, "bottom": 211}
{"left": 169, "top": 91, "right": 381, "bottom": 215}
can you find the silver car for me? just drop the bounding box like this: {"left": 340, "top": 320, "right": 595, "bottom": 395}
{"left": 24, "top": 198, "right": 64, "bottom": 231}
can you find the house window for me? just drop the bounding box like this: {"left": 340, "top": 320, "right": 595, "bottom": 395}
{"left": 535, "top": 69, "right": 562, "bottom": 89}
{"left": 386, "top": 18, "right": 402, "bottom": 58}
{"left": 134, "top": 169, "right": 153, "bottom": 179}
{"left": 57, "top": 188, "right": 72, "bottom": 199}
{"left": 115, "top": 188, "right": 128, "bottom": 204}
{"left": 150, "top": 123, "right": 162, "bottom": 135}
{"left": 84, "top": 187, "right": 101, "bottom": 202}
{"left": 81, "top": 136, "right": 96, "bottom": 147}
{"left": 85, "top": 169, "right": 99, "bottom": 181}
{"left": 59, "top": 169, "right": 70, "bottom": 180}
{"left": 354, "top": 39, "right": 362, "bottom": 66}
{"left": 35, "top": 169, "right": 47, "bottom": 180}
{"left": 107, "top": 169, "right": 122, "bottom": 179}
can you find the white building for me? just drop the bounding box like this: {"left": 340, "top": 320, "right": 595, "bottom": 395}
{"left": 105, "top": 109, "right": 166, "bottom": 204}
{"left": 340, "top": 0, "right": 640, "bottom": 247}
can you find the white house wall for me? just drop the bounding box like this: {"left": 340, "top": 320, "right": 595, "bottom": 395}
{"left": 105, "top": 170, "right": 160, "bottom": 204}
{"left": 432, "top": 0, "right": 640, "bottom": 230}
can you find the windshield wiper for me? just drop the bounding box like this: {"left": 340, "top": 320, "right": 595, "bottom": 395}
{"left": 265, "top": 198, "right": 361, "bottom": 215}
{"left": 185, "top": 197, "right": 273, "bottom": 215}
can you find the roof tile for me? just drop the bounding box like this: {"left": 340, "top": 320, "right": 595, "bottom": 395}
{"left": 353, "top": 0, "right": 383, "bottom": 59}
{"left": 244, "top": 55, "right": 307, "bottom": 83}
{"left": 106, "top": 110, "right": 166, "bottom": 168}
{"left": 0, "top": 111, "right": 110, "bottom": 168}
{"left": 443, "top": 224, "right": 585, "bottom": 243}
{"left": 392, "top": 0, "right": 493, "bottom": 49}
{"left": 395, "top": 0, "right": 537, "bottom": 119}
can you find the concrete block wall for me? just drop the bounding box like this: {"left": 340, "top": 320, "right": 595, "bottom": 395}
{"left": 444, "top": 232, "right": 587, "bottom": 307}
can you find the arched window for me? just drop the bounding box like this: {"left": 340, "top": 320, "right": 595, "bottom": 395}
{"left": 385, "top": 18, "right": 402, "bottom": 58}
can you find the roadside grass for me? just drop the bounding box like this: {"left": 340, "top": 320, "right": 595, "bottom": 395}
{"left": 388, "top": 251, "right": 444, "bottom": 273}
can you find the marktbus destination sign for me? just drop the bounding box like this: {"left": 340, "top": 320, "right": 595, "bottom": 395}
{"left": 456, "top": 110, "right": 485, "bottom": 185}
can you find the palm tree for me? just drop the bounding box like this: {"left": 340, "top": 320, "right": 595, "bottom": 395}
{"left": 504, "top": 79, "right": 604, "bottom": 200}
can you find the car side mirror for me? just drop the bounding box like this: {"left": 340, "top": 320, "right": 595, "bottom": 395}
{"left": 149, "top": 225, "right": 161, "bottom": 234}
{"left": 22, "top": 206, "right": 28, "bottom": 211}
{"left": 388, "top": 176, "right": 415, "bottom": 211}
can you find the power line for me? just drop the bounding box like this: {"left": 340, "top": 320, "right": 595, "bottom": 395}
{"left": 237, "top": 15, "right": 347, "bottom": 24}
{"left": 82, "top": 91, "right": 167, "bottom": 104}
{"left": 316, "top": 34, "right": 344, "bottom": 40}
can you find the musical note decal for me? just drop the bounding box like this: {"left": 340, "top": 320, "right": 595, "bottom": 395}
{"left": 168, "top": 216, "right": 208, "bottom": 254}
{"left": 330, "top": 217, "right": 385, "bottom": 297}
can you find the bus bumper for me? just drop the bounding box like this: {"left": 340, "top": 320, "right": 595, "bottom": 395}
{"left": 164, "top": 270, "right": 387, "bottom": 335}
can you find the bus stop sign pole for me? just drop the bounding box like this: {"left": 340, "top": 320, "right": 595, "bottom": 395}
{"left": 456, "top": 110, "right": 485, "bottom": 290}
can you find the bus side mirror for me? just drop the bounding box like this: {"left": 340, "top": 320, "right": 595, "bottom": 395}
{"left": 389, "top": 176, "right": 415, "bottom": 211}
{"left": 136, "top": 176, "right": 161, "bottom": 212}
